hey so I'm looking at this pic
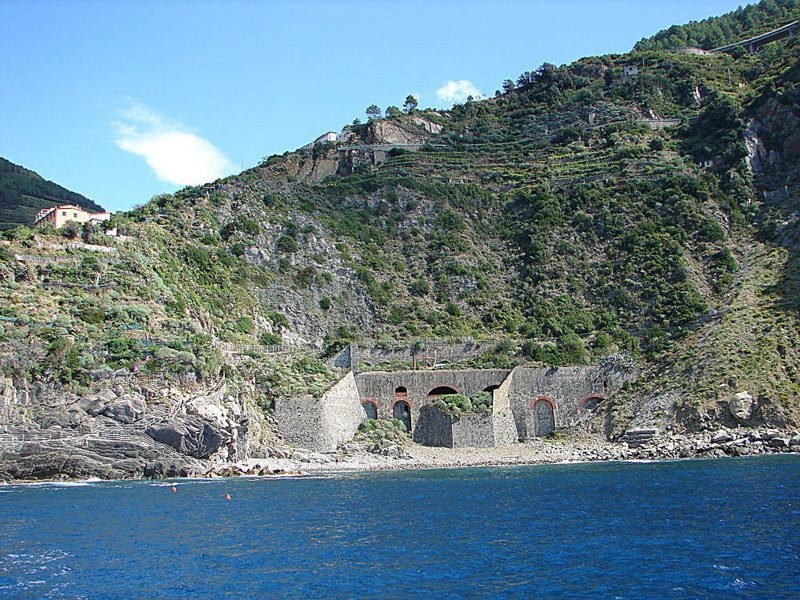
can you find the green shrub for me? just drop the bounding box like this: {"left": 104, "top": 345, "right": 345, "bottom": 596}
{"left": 235, "top": 316, "right": 255, "bottom": 334}
{"left": 259, "top": 331, "right": 282, "bottom": 345}
{"left": 276, "top": 235, "right": 298, "bottom": 253}
{"left": 78, "top": 306, "right": 105, "bottom": 324}
{"left": 409, "top": 279, "right": 429, "bottom": 296}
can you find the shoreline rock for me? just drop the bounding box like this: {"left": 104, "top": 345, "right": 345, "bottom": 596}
{"left": 3, "top": 425, "right": 798, "bottom": 484}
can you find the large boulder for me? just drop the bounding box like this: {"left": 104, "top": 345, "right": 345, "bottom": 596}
{"left": 145, "top": 416, "right": 230, "bottom": 459}
{"left": 730, "top": 391, "right": 755, "bottom": 421}
{"left": 102, "top": 394, "right": 147, "bottom": 424}
{"left": 80, "top": 389, "right": 117, "bottom": 417}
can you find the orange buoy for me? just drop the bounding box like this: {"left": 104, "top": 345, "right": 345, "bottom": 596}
{"left": 171, "top": 487, "right": 177, "bottom": 492}
{"left": 225, "top": 493, "right": 231, "bottom": 500}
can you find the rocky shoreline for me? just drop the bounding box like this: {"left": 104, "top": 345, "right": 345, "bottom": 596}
{"left": 202, "top": 425, "right": 800, "bottom": 478}
{"left": 3, "top": 425, "right": 799, "bottom": 484}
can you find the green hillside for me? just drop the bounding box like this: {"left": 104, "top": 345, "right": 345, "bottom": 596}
{"left": 635, "top": 0, "right": 800, "bottom": 51}
{"left": 0, "top": 157, "right": 105, "bottom": 230}
{"left": 1, "top": 0, "right": 798, "bottom": 435}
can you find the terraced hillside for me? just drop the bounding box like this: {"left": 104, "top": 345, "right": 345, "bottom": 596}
{"left": 1, "top": 0, "right": 799, "bottom": 451}
{"left": 0, "top": 158, "right": 105, "bottom": 231}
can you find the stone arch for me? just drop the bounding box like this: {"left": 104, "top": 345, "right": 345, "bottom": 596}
{"left": 578, "top": 394, "right": 605, "bottom": 415}
{"left": 394, "top": 386, "right": 408, "bottom": 397}
{"left": 390, "top": 397, "right": 413, "bottom": 410}
{"left": 529, "top": 396, "right": 555, "bottom": 437}
{"left": 392, "top": 399, "right": 412, "bottom": 433}
{"left": 427, "top": 385, "right": 460, "bottom": 397}
{"left": 528, "top": 396, "right": 556, "bottom": 411}
{"left": 361, "top": 398, "right": 378, "bottom": 420}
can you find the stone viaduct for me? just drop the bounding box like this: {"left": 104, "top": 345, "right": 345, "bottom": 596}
{"left": 276, "top": 364, "right": 635, "bottom": 451}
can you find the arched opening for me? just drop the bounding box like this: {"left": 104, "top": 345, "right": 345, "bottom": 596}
{"left": 529, "top": 397, "right": 555, "bottom": 437}
{"left": 427, "top": 385, "right": 459, "bottom": 396}
{"left": 483, "top": 385, "right": 499, "bottom": 393}
{"left": 392, "top": 400, "right": 412, "bottom": 433}
{"left": 361, "top": 399, "right": 378, "bottom": 420}
{"left": 579, "top": 394, "right": 604, "bottom": 416}
{"left": 394, "top": 386, "right": 408, "bottom": 397}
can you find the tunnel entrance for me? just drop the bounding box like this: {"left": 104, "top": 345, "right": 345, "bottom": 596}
{"left": 579, "top": 394, "right": 604, "bottom": 417}
{"left": 428, "top": 386, "right": 458, "bottom": 396}
{"left": 393, "top": 400, "right": 412, "bottom": 433}
{"left": 362, "top": 400, "right": 378, "bottom": 420}
{"left": 531, "top": 398, "right": 555, "bottom": 437}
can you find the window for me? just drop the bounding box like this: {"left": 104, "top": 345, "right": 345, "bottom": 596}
{"left": 62, "top": 211, "right": 66, "bottom": 216}
{"left": 73, "top": 213, "right": 77, "bottom": 218}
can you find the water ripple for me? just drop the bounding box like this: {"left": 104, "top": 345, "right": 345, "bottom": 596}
{"left": 0, "top": 456, "right": 799, "bottom": 598}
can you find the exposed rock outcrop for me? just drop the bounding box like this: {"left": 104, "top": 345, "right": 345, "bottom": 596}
{"left": 730, "top": 391, "right": 755, "bottom": 421}
{"left": 0, "top": 376, "right": 273, "bottom": 481}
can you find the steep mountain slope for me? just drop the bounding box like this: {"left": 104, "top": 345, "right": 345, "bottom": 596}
{"left": 1, "top": 1, "right": 799, "bottom": 480}
{"left": 0, "top": 157, "right": 105, "bottom": 230}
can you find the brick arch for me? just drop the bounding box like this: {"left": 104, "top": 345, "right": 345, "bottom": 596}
{"left": 578, "top": 394, "right": 605, "bottom": 414}
{"left": 426, "top": 384, "right": 461, "bottom": 397}
{"left": 529, "top": 396, "right": 556, "bottom": 411}
{"left": 361, "top": 398, "right": 379, "bottom": 420}
{"left": 390, "top": 397, "right": 413, "bottom": 410}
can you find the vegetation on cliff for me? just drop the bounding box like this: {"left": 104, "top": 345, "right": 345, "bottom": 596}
{"left": 2, "top": 0, "right": 799, "bottom": 435}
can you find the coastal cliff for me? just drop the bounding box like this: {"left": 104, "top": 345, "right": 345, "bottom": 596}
{"left": 2, "top": 2, "right": 800, "bottom": 480}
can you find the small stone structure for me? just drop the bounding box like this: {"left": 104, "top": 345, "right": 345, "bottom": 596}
{"left": 276, "top": 363, "right": 636, "bottom": 451}
{"left": 275, "top": 372, "right": 363, "bottom": 451}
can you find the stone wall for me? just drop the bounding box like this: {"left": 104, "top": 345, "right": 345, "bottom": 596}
{"left": 319, "top": 371, "right": 363, "bottom": 450}
{"left": 507, "top": 365, "right": 633, "bottom": 440}
{"left": 414, "top": 406, "right": 508, "bottom": 449}
{"left": 414, "top": 405, "right": 453, "bottom": 447}
{"left": 492, "top": 368, "right": 518, "bottom": 446}
{"left": 278, "top": 363, "right": 635, "bottom": 451}
{"left": 452, "top": 412, "right": 495, "bottom": 448}
{"left": 355, "top": 368, "right": 511, "bottom": 429}
{"left": 275, "top": 372, "right": 362, "bottom": 451}
{"left": 345, "top": 342, "right": 495, "bottom": 372}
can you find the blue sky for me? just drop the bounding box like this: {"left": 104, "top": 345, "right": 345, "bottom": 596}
{"left": 1, "top": 0, "right": 755, "bottom": 212}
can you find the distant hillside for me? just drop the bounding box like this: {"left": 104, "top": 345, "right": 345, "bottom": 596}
{"left": 635, "top": 0, "right": 800, "bottom": 51}
{"left": 0, "top": 157, "right": 105, "bottom": 230}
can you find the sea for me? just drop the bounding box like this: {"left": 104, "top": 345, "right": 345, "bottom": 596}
{"left": 1, "top": 455, "right": 799, "bottom": 599}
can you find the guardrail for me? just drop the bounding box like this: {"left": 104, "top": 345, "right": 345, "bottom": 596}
{"left": 216, "top": 341, "right": 301, "bottom": 355}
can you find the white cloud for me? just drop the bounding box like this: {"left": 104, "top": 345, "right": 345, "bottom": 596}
{"left": 112, "top": 101, "right": 235, "bottom": 186}
{"left": 436, "top": 80, "right": 483, "bottom": 104}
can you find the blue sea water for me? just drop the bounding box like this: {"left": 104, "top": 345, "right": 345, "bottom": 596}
{"left": 1, "top": 456, "right": 799, "bottom": 599}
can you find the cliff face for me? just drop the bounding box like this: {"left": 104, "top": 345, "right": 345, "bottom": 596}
{"left": 0, "top": 375, "right": 279, "bottom": 480}
{"left": 747, "top": 93, "right": 800, "bottom": 184}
